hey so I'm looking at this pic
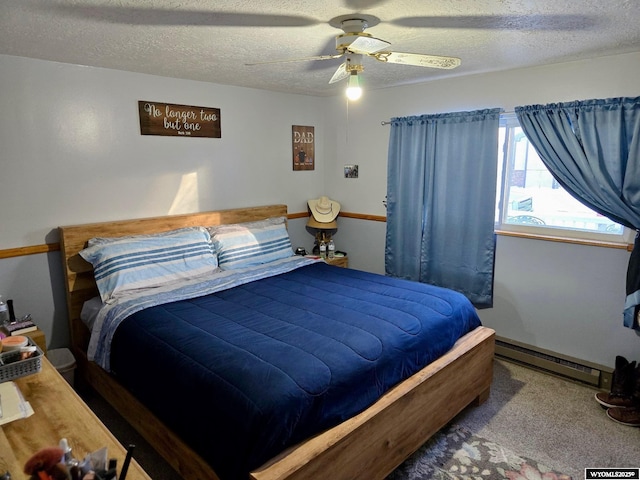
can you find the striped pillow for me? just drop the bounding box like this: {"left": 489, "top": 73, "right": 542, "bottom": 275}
{"left": 80, "top": 227, "right": 218, "bottom": 302}
{"left": 209, "top": 217, "right": 293, "bottom": 270}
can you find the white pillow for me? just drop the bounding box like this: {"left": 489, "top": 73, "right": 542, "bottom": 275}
{"left": 208, "top": 217, "right": 294, "bottom": 270}
{"left": 80, "top": 227, "right": 218, "bottom": 302}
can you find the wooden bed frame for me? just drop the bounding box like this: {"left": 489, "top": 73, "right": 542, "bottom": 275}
{"left": 59, "top": 204, "right": 495, "bottom": 480}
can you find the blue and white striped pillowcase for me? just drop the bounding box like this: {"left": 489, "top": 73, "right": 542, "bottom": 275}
{"left": 209, "top": 217, "right": 294, "bottom": 270}
{"left": 80, "top": 227, "right": 218, "bottom": 302}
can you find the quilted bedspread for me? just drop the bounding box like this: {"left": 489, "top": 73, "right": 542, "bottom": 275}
{"left": 108, "top": 262, "right": 481, "bottom": 480}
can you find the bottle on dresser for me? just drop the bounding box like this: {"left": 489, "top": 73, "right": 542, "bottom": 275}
{"left": 0, "top": 295, "right": 9, "bottom": 327}
{"left": 328, "top": 239, "right": 335, "bottom": 259}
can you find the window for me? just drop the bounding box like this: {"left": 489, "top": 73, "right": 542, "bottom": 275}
{"left": 495, "top": 114, "right": 628, "bottom": 243}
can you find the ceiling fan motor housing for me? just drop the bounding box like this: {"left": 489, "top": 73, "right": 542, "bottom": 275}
{"left": 345, "top": 55, "right": 364, "bottom": 73}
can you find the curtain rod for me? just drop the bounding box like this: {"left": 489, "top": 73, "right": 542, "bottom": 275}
{"left": 381, "top": 110, "right": 516, "bottom": 125}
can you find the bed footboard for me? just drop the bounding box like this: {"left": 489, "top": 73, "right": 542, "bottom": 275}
{"left": 251, "top": 326, "right": 495, "bottom": 480}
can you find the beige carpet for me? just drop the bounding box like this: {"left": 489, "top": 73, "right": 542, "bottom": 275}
{"left": 450, "top": 359, "right": 640, "bottom": 480}
{"left": 79, "top": 358, "right": 640, "bottom": 480}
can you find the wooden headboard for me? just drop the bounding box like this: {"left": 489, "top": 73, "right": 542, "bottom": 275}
{"left": 59, "top": 204, "right": 288, "bottom": 360}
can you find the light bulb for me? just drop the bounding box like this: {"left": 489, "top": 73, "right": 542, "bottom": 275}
{"left": 346, "top": 71, "right": 362, "bottom": 101}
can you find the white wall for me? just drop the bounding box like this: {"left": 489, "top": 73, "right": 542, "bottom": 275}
{"left": 0, "top": 54, "right": 327, "bottom": 347}
{"left": 324, "top": 51, "right": 640, "bottom": 368}
{"left": 1, "top": 52, "right": 639, "bottom": 368}
{"left": 0, "top": 55, "right": 327, "bottom": 248}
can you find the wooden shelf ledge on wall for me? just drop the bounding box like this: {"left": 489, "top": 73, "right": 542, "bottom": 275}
{"left": 291, "top": 211, "right": 387, "bottom": 223}
{"left": 0, "top": 211, "right": 388, "bottom": 260}
{"left": 2, "top": 213, "right": 633, "bottom": 260}
{"left": 0, "top": 243, "right": 60, "bottom": 259}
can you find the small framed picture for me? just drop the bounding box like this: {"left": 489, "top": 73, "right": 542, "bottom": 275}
{"left": 344, "top": 165, "right": 359, "bottom": 178}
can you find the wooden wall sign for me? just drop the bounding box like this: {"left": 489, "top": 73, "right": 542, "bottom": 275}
{"left": 138, "top": 101, "right": 221, "bottom": 138}
{"left": 292, "top": 125, "right": 314, "bottom": 171}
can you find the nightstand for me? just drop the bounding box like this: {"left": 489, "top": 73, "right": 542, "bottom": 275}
{"left": 325, "top": 255, "right": 348, "bottom": 268}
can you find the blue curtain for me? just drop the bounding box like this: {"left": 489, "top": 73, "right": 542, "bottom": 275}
{"left": 515, "top": 97, "right": 640, "bottom": 330}
{"left": 385, "top": 108, "right": 501, "bottom": 307}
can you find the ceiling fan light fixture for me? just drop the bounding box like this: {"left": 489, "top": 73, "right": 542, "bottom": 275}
{"left": 346, "top": 70, "right": 362, "bottom": 101}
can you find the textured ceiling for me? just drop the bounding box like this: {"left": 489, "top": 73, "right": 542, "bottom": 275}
{"left": 2, "top": 0, "right": 640, "bottom": 97}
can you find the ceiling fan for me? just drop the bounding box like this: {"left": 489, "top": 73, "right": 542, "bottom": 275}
{"left": 246, "top": 14, "right": 461, "bottom": 93}
{"left": 47, "top": 4, "right": 596, "bottom": 96}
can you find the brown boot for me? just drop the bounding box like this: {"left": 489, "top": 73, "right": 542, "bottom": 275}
{"left": 595, "top": 356, "right": 637, "bottom": 408}
{"left": 606, "top": 361, "right": 640, "bottom": 427}
{"left": 606, "top": 406, "right": 640, "bottom": 427}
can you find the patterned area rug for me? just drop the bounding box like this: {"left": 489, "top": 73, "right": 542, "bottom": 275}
{"left": 388, "top": 424, "right": 573, "bottom": 480}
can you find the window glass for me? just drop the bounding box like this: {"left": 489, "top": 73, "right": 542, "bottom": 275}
{"left": 496, "top": 114, "right": 625, "bottom": 241}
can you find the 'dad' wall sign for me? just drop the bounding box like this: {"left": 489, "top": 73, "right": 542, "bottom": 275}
{"left": 292, "top": 125, "right": 314, "bottom": 171}
{"left": 138, "top": 101, "right": 221, "bottom": 138}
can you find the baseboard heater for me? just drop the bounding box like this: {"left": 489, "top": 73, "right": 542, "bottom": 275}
{"left": 495, "top": 336, "right": 613, "bottom": 390}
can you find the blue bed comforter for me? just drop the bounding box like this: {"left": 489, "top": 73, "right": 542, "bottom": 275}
{"left": 107, "top": 262, "right": 481, "bottom": 480}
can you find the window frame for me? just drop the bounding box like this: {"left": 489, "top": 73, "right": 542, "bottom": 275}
{"left": 495, "top": 114, "right": 634, "bottom": 247}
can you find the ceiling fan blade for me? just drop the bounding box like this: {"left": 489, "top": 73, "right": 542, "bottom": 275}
{"left": 48, "top": 5, "right": 319, "bottom": 27}
{"left": 306, "top": 36, "right": 345, "bottom": 72}
{"left": 329, "top": 62, "right": 350, "bottom": 84}
{"left": 391, "top": 14, "right": 597, "bottom": 31}
{"left": 374, "top": 52, "right": 461, "bottom": 69}
{"left": 246, "top": 53, "right": 343, "bottom": 66}
{"left": 349, "top": 35, "right": 391, "bottom": 54}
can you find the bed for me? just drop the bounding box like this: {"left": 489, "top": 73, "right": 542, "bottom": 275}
{"left": 59, "top": 204, "right": 495, "bottom": 480}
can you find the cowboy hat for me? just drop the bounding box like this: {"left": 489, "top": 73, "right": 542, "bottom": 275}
{"left": 307, "top": 216, "right": 337, "bottom": 229}
{"left": 308, "top": 196, "right": 340, "bottom": 223}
